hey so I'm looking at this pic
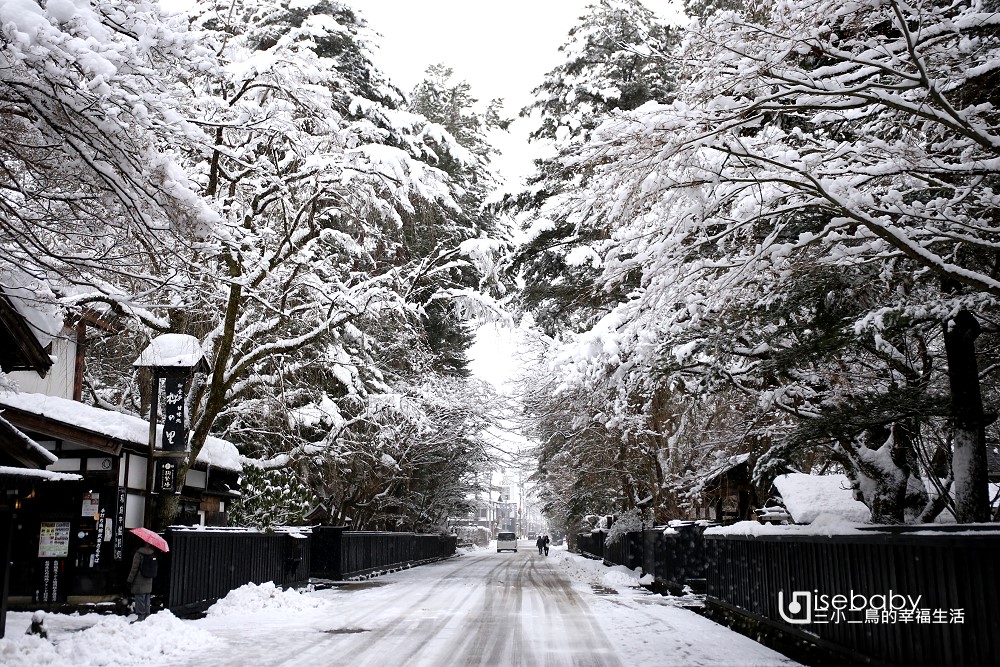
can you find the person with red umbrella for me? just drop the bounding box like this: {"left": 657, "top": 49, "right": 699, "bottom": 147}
{"left": 126, "top": 528, "right": 168, "bottom": 621}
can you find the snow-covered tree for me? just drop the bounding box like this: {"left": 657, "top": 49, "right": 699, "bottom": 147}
{"left": 3, "top": 0, "right": 504, "bottom": 529}
{"left": 536, "top": 0, "right": 1000, "bottom": 523}
{"left": 522, "top": 0, "right": 678, "bottom": 145}
{"left": 0, "top": 0, "right": 217, "bottom": 322}
{"left": 505, "top": 2, "right": 684, "bottom": 526}
{"left": 405, "top": 64, "right": 511, "bottom": 378}
{"left": 506, "top": 0, "right": 680, "bottom": 338}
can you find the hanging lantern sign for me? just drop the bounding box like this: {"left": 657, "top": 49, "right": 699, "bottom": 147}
{"left": 133, "top": 334, "right": 211, "bottom": 520}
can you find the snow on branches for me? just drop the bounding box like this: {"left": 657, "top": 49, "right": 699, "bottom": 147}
{"left": 531, "top": 0, "right": 1000, "bottom": 523}
{"left": 3, "top": 0, "right": 507, "bottom": 530}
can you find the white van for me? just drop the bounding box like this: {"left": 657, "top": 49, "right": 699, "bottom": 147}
{"left": 496, "top": 532, "right": 518, "bottom": 552}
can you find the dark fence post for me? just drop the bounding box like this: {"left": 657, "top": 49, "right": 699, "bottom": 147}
{"left": 309, "top": 526, "right": 344, "bottom": 580}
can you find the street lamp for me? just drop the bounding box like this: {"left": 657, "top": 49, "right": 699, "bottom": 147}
{"left": 133, "top": 334, "right": 209, "bottom": 528}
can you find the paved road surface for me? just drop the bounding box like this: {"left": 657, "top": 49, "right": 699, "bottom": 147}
{"left": 177, "top": 542, "right": 623, "bottom": 667}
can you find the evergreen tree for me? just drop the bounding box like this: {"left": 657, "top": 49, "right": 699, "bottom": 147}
{"left": 523, "top": 0, "right": 678, "bottom": 145}
{"left": 406, "top": 64, "right": 510, "bottom": 377}
{"left": 506, "top": 0, "right": 680, "bottom": 337}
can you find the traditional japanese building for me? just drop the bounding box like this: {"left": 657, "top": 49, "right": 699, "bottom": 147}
{"left": 1, "top": 296, "right": 242, "bottom": 608}
{"left": 688, "top": 453, "right": 757, "bottom": 523}
{"left": 0, "top": 392, "right": 241, "bottom": 606}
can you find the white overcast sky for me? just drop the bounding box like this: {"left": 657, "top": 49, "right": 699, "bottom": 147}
{"left": 358, "top": 0, "right": 594, "bottom": 186}
{"left": 357, "top": 0, "right": 685, "bottom": 185}
{"left": 358, "top": 1, "right": 596, "bottom": 108}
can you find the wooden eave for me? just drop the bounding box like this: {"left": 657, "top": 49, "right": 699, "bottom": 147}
{"left": 0, "top": 405, "right": 123, "bottom": 456}
{"left": 0, "top": 416, "right": 54, "bottom": 468}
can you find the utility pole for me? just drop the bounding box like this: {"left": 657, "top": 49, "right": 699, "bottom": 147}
{"left": 517, "top": 465, "right": 525, "bottom": 538}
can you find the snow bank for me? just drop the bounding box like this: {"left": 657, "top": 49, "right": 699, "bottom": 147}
{"left": 705, "top": 513, "right": 868, "bottom": 537}
{"left": 0, "top": 611, "right": 218, "bottom": 667}
{"left": 549, "top": 549, "right": 644, "bottom": 591}
{"left": 206, "top": 581, "right": 325, "bottom": 617}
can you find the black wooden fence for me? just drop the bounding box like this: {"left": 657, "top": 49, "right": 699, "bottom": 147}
{"left": 641, "top": 525, "right": 709, "bottom": 593}
{"left": 162, "top": 527, "right": 309, "bottom": 612}
{"left": 705, "top": 528, "right": 1000, "bottom": 667}
{"left": 159, "top": 527, "right": 456, "bottom": 613}
{"left": 583, "top": 523, "right": 1000, "bottom": 666}
{"left": 576, "top": 530, "right": 606, "bottom": 561}
{"left": 578, "top": 523, "right": 710, "bottom": 592}
{"left": 310, "top": 527, "right": 457, "bottom": 580}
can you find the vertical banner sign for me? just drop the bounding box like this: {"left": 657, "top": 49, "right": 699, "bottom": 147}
{"left": 114, "top": 487, "right": 126, "bottom": 560}
{"left": 161, "top": 375, "right": 186, "bottom": 452}
{"left": 156, "top": 372, "right": 186, "bottom": 495}
{"left": 93, "top": 507, "right": 106, "bottom": 567}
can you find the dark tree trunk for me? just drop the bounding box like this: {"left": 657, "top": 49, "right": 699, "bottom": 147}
{"left": 943, "top": 309, "right": 990, "bottom": 523}
{"left": 152, "top": 495, "right": 179, "bottom": 533}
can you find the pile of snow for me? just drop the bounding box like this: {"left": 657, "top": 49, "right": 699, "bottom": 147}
{"left": 773, "top": 472, "right": 872, "bottom": 524}
{"left": 549, "top": 549, "right": 644, "bottom": 591}
{"left": 0, "top": 611, "right": 217, "bottom": 666}
{"left": 206, "top": 581, "right": 325, "bottom": 617}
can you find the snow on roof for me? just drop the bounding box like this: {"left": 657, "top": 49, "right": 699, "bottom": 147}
{"left": 704, "top": 452, "right": 751, "bottom": 479}
{"left": 705, "top": 513, "right": 869, "bottom": 537}
{"left": 0, "top": 392, "right": 241, "bottom": 472}
{"left": 133, "top": 333, "right": 205, "bottom": 368}
{"left": 690, "top": 452, "right": 751, "bottom": 494}
{"left": 198, "top": 434, "right": 242, "bottom": 472}
{"left": 0, "top": 465, "right": 81, "bottom": 481}
{"left": 773, "top": 473, "right": 872, "bottom": 524}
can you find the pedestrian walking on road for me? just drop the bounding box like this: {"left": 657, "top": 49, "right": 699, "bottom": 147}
{"left": 127, "top": 543, "right": 158, "bottom": 621}
{"left": 543, "top": 534, "right": 550, "bottom": 556}
{"left": 536, "top": 535, "right": 545, "bottom": 555}
{"left": 127, "top": 527, "right": 169, "bottom": 621}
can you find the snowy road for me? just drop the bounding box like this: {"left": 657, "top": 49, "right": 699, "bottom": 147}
{"left": 2, "top": 544, "right": 800, "bottom": 666}
{"left": 174, "top": 544, "right": 623, "bottom": 667}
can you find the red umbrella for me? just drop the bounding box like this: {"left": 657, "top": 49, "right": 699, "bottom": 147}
{"left": 129, "top": 527, "right": 170, "bottom": 552}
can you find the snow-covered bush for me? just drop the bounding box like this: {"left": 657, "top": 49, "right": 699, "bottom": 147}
{"left": 605, "top": 508, "right": 646, "bottom": 545}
